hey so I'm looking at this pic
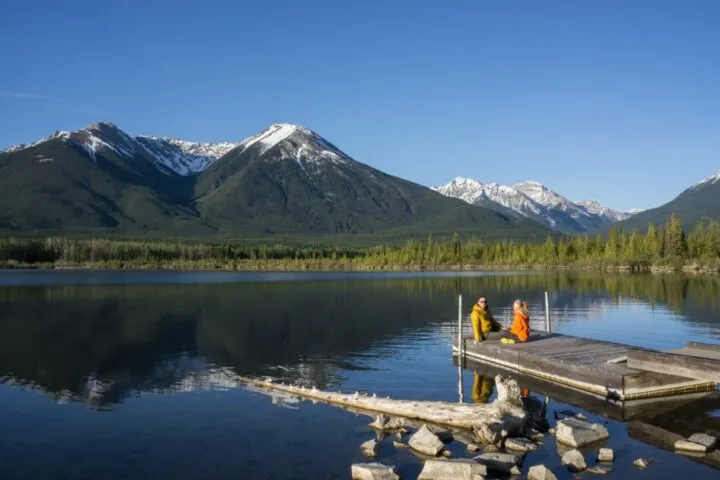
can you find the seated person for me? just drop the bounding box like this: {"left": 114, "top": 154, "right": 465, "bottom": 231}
{"left": 501, "top": 299, "right": 530, "bottom": 344}
{"left": 470, "top": 296, "right": 503, "bottom": 343}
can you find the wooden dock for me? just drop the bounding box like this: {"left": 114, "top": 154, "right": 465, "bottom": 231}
{"left": 452, "top": 331, "right": 720, "bottom": 401}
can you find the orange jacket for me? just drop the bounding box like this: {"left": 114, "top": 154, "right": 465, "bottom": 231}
{"left": 510, "top": 307, "right": 529, "bottom": 342}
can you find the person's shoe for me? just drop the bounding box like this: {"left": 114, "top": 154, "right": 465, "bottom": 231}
{"left": 500, "top": 338, "right": 508, "bottom": 344}
{"left": 506, "top": 338, "right": 516, "bottom": 345}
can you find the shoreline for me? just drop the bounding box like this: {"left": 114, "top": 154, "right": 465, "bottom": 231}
{"left": 1, "top": 261, "right": 718, "bottom": 275}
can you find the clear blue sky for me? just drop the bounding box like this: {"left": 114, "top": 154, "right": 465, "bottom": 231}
{"left": 2, "top": 1, "right": 719, "bottom": 211}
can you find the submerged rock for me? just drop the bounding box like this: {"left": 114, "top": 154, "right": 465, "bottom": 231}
{"left": 429, "top": 426, "right": 454, "bottom": 442}
{"left": 409, "top": 425, "right": 445, "bottom": 456}
{"left": 392, "top": 441, "right": 407, "bottom": 449}
{"left": 361, "top": 439, "right": 378, "bottom": 457}
{"left": 417, "top": 458, "right": 488, "bottom": 479}
{"left": 633, "top": 458, "right": 653, "bottom": 469}
{"left": 351, "top": 462, "right": 400, "bottom": 480}
{"left": 597, "top": 447, "right": 614, "bottom": 462}
{"left": 555, "top": 417, "right": 609, "bottom": 447}
{"left": 527, "top": 464, "right": 558, "bottom": 480}
{"left": 369, "top": 414, "right": 406, "bottom": 431}
{"left": 473, "top": 452, "right": 522, "bottom": 475}
{"left": 505, "top": 437, "right": 538, "bottom": 452}
{"left": 561, "top": 449, "right": 587, "bottom": 472}
{"left": 587, "top": 466, "right": 610, "bottom": 475}
{"left": 688, "top": 433, "right": 717, "bottom": 450}
{"left": 466, "top": 443, "right": 480, "bottom": 453}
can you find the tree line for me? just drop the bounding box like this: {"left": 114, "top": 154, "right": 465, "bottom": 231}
{"left": 1, "top": 214, "right": 718, "bottom": 270}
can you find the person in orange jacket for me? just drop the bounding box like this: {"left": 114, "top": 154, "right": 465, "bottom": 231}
{"left": 503, "top": 299, "right": 530, "bottom": 344}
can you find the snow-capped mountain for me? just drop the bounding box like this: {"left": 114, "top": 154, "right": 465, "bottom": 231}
{"left": 433, "top": 177, "right": 637, "bottom": 233}
{"left": 692, "top": 169, "right": 720, "bottom": 189}
{"left": 3, "top": 122, "right": 240, "bottom": 175}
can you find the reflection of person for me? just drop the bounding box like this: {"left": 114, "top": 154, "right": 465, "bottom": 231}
{"left": 470, "top": 296, "right": 503, "bottom": 344}
{"left": 472, "top": 369, "right": 495, "bottom": 403}
{"left": 502, "top": 299, "right": 530, "bottom": 344}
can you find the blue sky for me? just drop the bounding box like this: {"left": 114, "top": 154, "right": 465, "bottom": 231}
{"left": 1, "top": 1, "right": 718, "bottom": 211}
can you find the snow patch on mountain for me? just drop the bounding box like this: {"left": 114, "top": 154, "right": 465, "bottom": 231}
{"left": 136, "top": 136, "right": 238, "bottom": 175}
{"left": 575, "top": 200, "right": 630, "bottom": 222}
{"left": 694, "top": 169, "right": 720, "bottom": 189}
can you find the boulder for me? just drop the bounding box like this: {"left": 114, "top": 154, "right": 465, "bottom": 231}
{"left": 674, "top": 439, "right": 707, "bottom": 453}
{"left": 361, "top": 439, "right": 378, "bottom": 457}
{"left": 527, "top": 465, "right": 558, "bottom": 480}
{"left": 505, "top": 437, "right": 538, "bottom": 452}
{"left": 633, "top": 458, "right": 653, "bottom": 469}
{"left": 351, "top": 462, "right": 400, "bottom": 480}
{"left": 556, "top": 418, "right": 609, "bottom": 447}
{"left": 561, "top": 449, "right": 587, "bottom": 472}
{"left": 597, "top": 448, "right": 614, "bottom": 463}
{"left": 688, "top": 433, "right": 717, "bottom": 450}
{"left": 417, "top": 459, "right": 488, "bottom": 480}
{"left": 473, "top": 452, "right": 522, "bottom": 475}
{"left": 409, "top": 425, "right": 445, "bottom": 456}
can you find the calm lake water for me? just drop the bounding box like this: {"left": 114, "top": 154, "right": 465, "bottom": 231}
{"left": 1, "top": 270, "right": 720, "bottom": 479}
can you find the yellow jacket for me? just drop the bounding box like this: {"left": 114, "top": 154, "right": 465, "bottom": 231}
{"left": 471, "top": 304, "right": 501, "bottom": 339}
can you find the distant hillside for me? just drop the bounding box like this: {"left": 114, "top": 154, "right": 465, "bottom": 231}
{"left": 614, "top": 169, "right": 720, "bottom": 231}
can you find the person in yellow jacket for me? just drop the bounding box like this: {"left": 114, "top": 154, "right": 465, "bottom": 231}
{"left": 472, "top": 369, "right": 495, "bottom": 403}
{"left": 470, "top": 296, "right": 502, "bottom": 343}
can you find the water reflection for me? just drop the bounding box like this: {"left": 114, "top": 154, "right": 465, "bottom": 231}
{"left": 0, "top": 272, "right": 718, "bottom": 411}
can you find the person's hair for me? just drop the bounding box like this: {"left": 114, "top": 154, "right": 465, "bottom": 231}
{"left": 513, "top": 298, "right": 522, "bottom": 308}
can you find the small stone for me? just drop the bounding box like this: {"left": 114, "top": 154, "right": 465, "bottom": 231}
{"left": 688, "top": 433, "right": 717, "bottom": 449}
{"left": 530, "top": 431, "right": 545, "bottom": 442}
{"left": 675, "top": 439, "right": 707, "bottom": 452}
{"left": 442, "top": 450, "right": 453, "bottom": 458}
{"left": 598, "top": 448, "right": 614, "bottom": 462}
{"left": 587, "top": 466, "right": 610, "bottom": 475}
{"left": 408, "top": 424, "right": 445, "bottom": 456}
{"left": 473, "top": 452, "right": 522, "bottom": 474}
{"left": 361, "top": 439, "right": 378, "bottom": 457}
{"left": 633, "top": 458, "right": 653, "bottom": 469}
{"left": 555, "top": 418, "right": 609, "bottom": 447}
{"left": 392, "top": 441, "right": 407, "bottom": 449}
{"left": 575, "top": 413, "right": 588, "bottom": 421}
{"left": 368, "top": 414, "right": 390, "bottom": 430}
{"left": 466, "top": 443, "right": 480, "bottom": 452}
{"left": 417, "top": 459, "right": 488, "bottom": 480}
{"left": 561, "top": 449, "right": 587, "bottom": 472}
{"left": 351, "top": 462, "right": 400, "bottom": 480}
{"left": 505, "top": 437, "right": 538, "bottom": 452}
{"left": 369, "top": 415, "right": 405, "bottom": 431}
{"left": 482, "top": 444, "right": 500, "bottom": 453}
{"left": 527, "top": 464, "right": 558, "bottom": 480}
{"left": 395, "top": 432, "right": 403, "bottom": 440}
{"left": 548, "top": 428, "right": 556, "bottom": 436}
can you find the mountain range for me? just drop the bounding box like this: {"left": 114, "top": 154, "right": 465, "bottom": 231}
{"left": 2, "top": 121, "right": 716, "bottom": 241}
{"left": 0, "top": 122, "right": 548, "bottom": 242}
{"left": 432, "top": 177, "right": 641, "bottom": 233}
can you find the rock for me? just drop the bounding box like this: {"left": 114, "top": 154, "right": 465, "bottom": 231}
{"left": 369, "top": 415, "right": 405, "bottom": 431}
{"left": 466, "top": 443, "right": 480, "bottom": 453}
{"left": 351, "top": 462, "right": 400, "bottom": 480}
{"left": 505, "top": 437, "right": 538, "bottom": 452}
{"left": 688, "top": 433, "right": 717, "bottom": 450}
{"left": 441, "top": 450, "right": 453, "bottom": 458}
{"left": 561, "top": 449, "right": 587, "bottom": 472}
{"left": 527, "top": 465, "right": 558, "bottom": 480}
{"left": 675, "top": 439, "right": 707, "bottom": 452}
{"left": 555, "top": 418, "right": 609, "bottom": 447}
{"left": 409, "top": 424, "right": 445, "bottom": 456}
{"left": 575, "top": 413, "right": 588, "bottom": 421}
{"left": 529, "top": 431, "right": 545, "bottom": 442}
{"left": 392, "top": 441, "right": 407, "bottom": 449}
{"left": 587, "top": 466, "right": 610, "bottom": 475}
{"left": 597, "top": 448, "right": 614, "bottom": 462}
{"left": 473, "top": 452, "right": 522, "bottom": 475}
{"left": 482, "top": 444, "right": 500, "bottom": 453}
{"left": 633, "top": 458, "right": 653, "bottom": 469}
{"left": 548, "top": 428, "right": 556, "bottom": 436}
{"left": 417, "top": 459, "right": 488, "bottom": 480}
{"left": 430, "top": 426, "right": 454, "bottom": 443}
{"left": 361, "top": 439, "right": 378, "bottom": 457}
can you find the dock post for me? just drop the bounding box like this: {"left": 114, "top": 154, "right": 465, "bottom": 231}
{"left": 545, "top": 291, "right": 551, "bottom": 332}
{"left": 457, "top": 294, "right": 464, "bottom": 360}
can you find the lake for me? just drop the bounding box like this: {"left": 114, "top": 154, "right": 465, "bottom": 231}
{"left": 1, "top": 270, "right": 719, "bottom": 479}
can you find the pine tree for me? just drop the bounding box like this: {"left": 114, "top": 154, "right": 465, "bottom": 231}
{"left": 664, "top": 214, "right": 687, "bottom": 260}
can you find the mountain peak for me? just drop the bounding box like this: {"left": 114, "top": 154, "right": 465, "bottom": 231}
{"left": 694, "top": 168, "right": 720, "bottom": 189}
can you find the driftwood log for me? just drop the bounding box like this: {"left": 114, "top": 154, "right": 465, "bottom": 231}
{"left": 239, "top": 374, "right": 526, "bottom": 444}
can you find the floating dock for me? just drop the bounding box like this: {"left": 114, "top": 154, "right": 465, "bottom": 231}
{"left": 452, "top": 331, "right": 720, "bottom": 401}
